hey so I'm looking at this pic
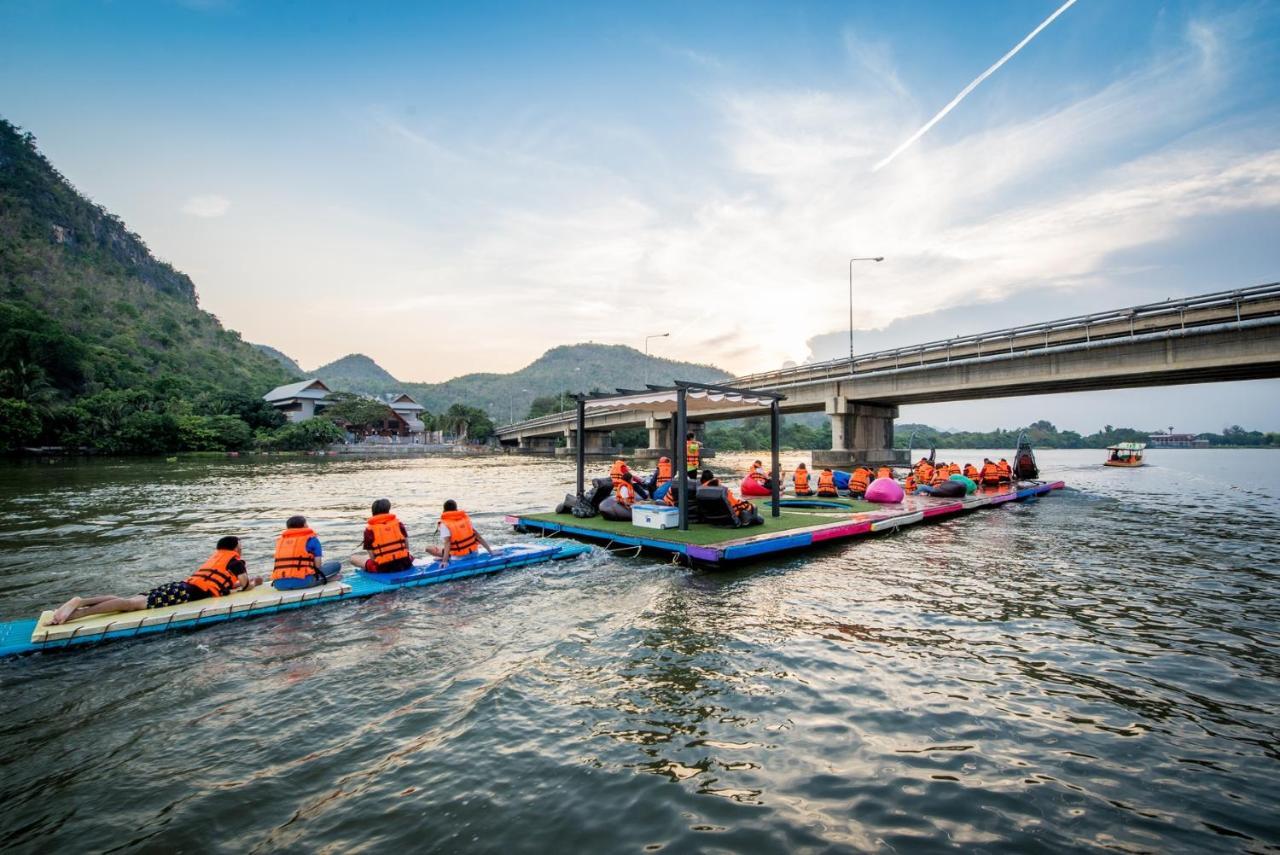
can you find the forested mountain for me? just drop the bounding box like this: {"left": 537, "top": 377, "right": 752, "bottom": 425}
{"left": 0, "top": 117, "right": 297, "bottom": 452}
{"left": 254, "top": 343, "right": 303, "bottom": 376}
{"left": 303, "top": 342, "right": 730, "bottom": 419}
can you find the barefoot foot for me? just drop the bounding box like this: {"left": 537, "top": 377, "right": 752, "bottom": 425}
{"left": 50, "top": 597, "right": 82, "bottom": 625}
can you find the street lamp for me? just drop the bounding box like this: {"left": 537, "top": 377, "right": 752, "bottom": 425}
{"left": 509, "top": 388, "right": 530, "bottom": 424}
{"left": 849, "top": 257, "right": 884, "bottom": 362}
{"left": 644, "top": 332, "right": 670, "bottom": 386}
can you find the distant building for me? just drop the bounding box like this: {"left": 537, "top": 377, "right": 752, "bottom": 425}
{"left": 1148, "top": 430, "right": 1209, "bottom": 449}
{"left": 380, "top": 393, "right": 427, "bottom": 439}
{"left": 263, "top": 379, "right": 332, "bottom": 422}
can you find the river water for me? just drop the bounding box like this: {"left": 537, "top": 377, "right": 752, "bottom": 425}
{"left": 0, "top": 448, "right": 1276, "bottom": 853}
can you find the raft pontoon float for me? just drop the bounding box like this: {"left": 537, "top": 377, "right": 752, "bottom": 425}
{"left": 0, "top": 542, "right": 590, "bottom": 659}
{"left": 511, "top": 382, "right": 1065, "bottom": 568}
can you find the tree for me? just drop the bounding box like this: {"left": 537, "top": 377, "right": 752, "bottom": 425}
{"left": 527, "top": 390, "right": 578, "bottom": 419}
{"left": 323, "top": 393, "right": 397, "bottom": 436}
{"left": 440, "top": 404, "right": 495, "bottom": 442}
{"left": 261, "top": 419, "right": 344, "bottom": 450}
{"left": 0, "top": 399, "right": 42, "bottom": 450}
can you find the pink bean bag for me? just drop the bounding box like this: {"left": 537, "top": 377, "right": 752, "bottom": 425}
{"left": 740, "top": 477, "right": 772, "bottom": 497}
{"left": 863, "top": 477, "right": 905, "bottom": 504}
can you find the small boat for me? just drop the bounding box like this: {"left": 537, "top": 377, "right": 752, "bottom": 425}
{"left": 1104, "top": 442, "right": 1146, "bottom": 467}
{"left": 1012, "top": 432, "right": 1039, "bottom": 480}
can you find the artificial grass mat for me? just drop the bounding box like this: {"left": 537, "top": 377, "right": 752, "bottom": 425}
{"left": 519, "top": 505, "right": 876, "bottom": 546}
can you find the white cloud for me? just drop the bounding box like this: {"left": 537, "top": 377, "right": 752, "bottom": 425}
{"left": 181, "top": 194, "right": 231, "bottom": 218}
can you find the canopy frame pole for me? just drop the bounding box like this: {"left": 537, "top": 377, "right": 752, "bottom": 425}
{"left": 575, "top": 395, "right": 586, "bottom": 498}
{"left": 769, "top": 399, "right": 781, "bottom": 517}
{"left": 676, "top": 388, "right": 689, "bottom": 531}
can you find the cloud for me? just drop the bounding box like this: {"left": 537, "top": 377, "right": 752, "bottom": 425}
{"left": 181, "top": 194, "right": 231, "bottom": 218}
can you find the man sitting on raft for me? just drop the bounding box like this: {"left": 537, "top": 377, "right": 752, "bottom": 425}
{"left": 424, "top": 499, "right": 493, "bottom": 567}
{"left": 272, "top": 515, "right": 342, "bottom": 589}
{"left": 50, "top": 536, "right": 262, "bottom": 625}
{"left": 792, "top": 462, "right": 813, "bottom": 496}
{"left": 817, "top": 467, "right": 838, "bottom": 498}
{"left": 350, "top": 498, "right": 416, "bottom": 574}
{"left": 746, "top": 459, "right": 774, "bottom": 491}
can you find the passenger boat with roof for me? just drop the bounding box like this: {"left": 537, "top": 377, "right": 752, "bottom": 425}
{"left": 1104, "top": 442, "right": 1146, "bottom": 467}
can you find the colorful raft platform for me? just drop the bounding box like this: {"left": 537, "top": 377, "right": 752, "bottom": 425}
{"left": 510, "top": 480, "right": 1066, "bottom": 568}
{"left": 0, "top": 542, "right": 591, "bottom": 659}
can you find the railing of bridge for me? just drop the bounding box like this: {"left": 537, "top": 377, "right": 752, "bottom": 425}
{"left": 730, "top": 281, "right": 1280, "bottom": 388}
{"left": 497, "top": 282, "right": 1280, "bottom": 434}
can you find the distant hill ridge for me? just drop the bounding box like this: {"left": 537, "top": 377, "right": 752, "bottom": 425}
{"left": 266, "top": 342, "right": 731, "bottom": 417}
{"left": 0, "top": 117, "right": 288, "bottom": 401}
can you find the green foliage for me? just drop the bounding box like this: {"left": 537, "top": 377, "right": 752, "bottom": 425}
{"left": 0, "top": 399, "right": 42, "bottom": 449}
{"left": 259, "top": 418, "right": 345, "bottom": 451}
{"left": 612, "top": 426, "right": 648, "bottom": 448}
{"left": 176, "top": 414, "right": 255, "bottom": 451}
{"left": 321, "top": 392, "right": 399, "bottom": 434}
{"left": 439, "top": 404, "right": 495, "bottom": 442}
{"left": 0, "top": 116, "right": 291, "bottom": 455}
{"left": 527, "top": 390, "right": 578, "bottom": 419}
{"left": 1199, "top": 425, "right": 1278, "bottom": 447}
{"left": 704, "top": 418, "right": 832, "bottom": 451}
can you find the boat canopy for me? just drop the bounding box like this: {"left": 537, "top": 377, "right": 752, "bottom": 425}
{"left": 1107, "top": 442, "right": 1147, "bottom": 451}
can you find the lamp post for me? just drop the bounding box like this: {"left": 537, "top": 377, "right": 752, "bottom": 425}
{"left": 644, "top": 332, "right": 670, "bottom": 386}
{"left": 848, "top": 257, "right": 884, "bottom": 362}
{"left": 509, "top": 388, "right": 530, "bottom": 424}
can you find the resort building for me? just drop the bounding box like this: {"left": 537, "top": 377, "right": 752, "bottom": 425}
{"left": 263, "top": 379, "right": 332, "bottom": 423}
{"left": 1148, "top": 430, "right": 1210, "bottom": 449}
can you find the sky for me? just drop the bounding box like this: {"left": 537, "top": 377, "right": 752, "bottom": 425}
{"left": 2, "top": 0, "right": 1278, "bottom": 432}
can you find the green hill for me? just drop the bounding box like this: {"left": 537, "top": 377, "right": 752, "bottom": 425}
{"left": 254, "top": 343, "right": 303, "bottom": 376}
{"left": 313, "top": 353, "right": 401, "bottom": 395}
{"left": 0, "top": 117, "right": 295, "bottom": 452}
{"left": 305, "top": 343, "right": 730, "bottom": 420}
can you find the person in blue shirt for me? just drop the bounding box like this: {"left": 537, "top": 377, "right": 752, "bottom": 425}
{"left": 271, "top": 515, "right": 342, "bottom": 589}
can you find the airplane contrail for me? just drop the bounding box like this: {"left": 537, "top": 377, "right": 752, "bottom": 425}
{"left": 872, "top": 0, "right": 1079, "bottom": 172}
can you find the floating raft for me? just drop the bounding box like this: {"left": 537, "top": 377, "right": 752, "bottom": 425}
{"left": 0, "top": 542, "right": 591, "bottom": 659}
{"left": 510, "top": 480, "right": 1065, "bottom": 567}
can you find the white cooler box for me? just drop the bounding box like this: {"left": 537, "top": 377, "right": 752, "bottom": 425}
{"left": 632, "top": 503, "right": 679, "bottom": 530}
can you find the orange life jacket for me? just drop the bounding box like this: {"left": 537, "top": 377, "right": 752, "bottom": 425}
{"left": 932, "top": 468, "right": 953, "bottom": 486}
{"left": 904, "top": 475, "right": 917, "bottom": 493}
{"left": 657, "top": 458, "right": 672, "bottom": 486}
{"left": 439, "top": 509, "right": 479, "bottom": 556}
{"left": 685, "top": 440, "right": 700, "bottom": 470}
{"left": 724, "top": 487, "right": 752, "bottom": 514}
{"left": 997, "top": 460, "right": 1012, "bottom": 480}
{"left": 963, "top": 464, "right": 979, "bottom": 480}
{"left": 187, "top": 548, "right": 241, "bottom": 597}
{"left": 610, "top": 459, "right": 628, "bottom": 486}
{"left": 794, "top": 468, "right": 810, "bottom": 492}
{"left": 948, "top": 463, "right": 961, "bottom": 477}
{"left": 748, "top": 463, "right": 766, "bottom": 483}
{"left": 817, "top": 470, "right": 837, "bottom": 495}
{"left": 272, "top": 527, "right": 317, "bottom": 581}
{"left": 614, "top": 480, "right": 635, "bottom": 508}
{"left": 368, "top": 513, "right": 411, "bottom": 567}
{"left": 980, "top": 463, "right": 1001, "bottom": 485}
{"left": 876, "top": 467, "right": 892, "bottom": 480}
{"left": 850, "top": 468, "right": 871, "bottom": 493}
{"left": 916, "top": 462, "right": 934, "bottom": 483}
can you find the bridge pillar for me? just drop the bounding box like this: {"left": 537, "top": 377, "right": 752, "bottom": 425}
{"left": 556, "top": 428, "right": 620, "bottom": 458}
{"left": 814, "top": 399, "right": 900, "bottom": 467}
{"left": 517, "top": 435, "right": 558, "bottom": 454}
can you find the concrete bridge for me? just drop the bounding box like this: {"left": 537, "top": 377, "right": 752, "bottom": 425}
{"left": 496, "top": 282, "right": 1280, "bottom": 464}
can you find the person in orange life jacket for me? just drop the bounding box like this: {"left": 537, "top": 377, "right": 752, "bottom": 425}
{"left": 648, "top": 456, "right": 674, "bottom": 495}
{"left": 707, "top": 476, "right": 755, "bottom": 516}
{"left": 963, "top": 463, "right": 979, "bottom": 481}
{"left": 424, "top": 499, "right": 493, "bottom": 568}
{"left": 997, "top": 458, "right": 1013, "bottom": 482}
{"left": 792, "top": 462, "right": 813, "bottom": 496}
{"left": 876, "top": 466, "right": 892, "bottom": 481}
{"left": 816, "top": 468, "right": 839, "bottom": 497}
{"left": 747, "top": 459, "right": 775, "bottom": 490}
{"left": 849, "top": 466, "right": 872, "bottom": 497}
{"left": 272, "top": 515, "right": 342, "bottom": 590}
{"left": 980, "top": 458, "right": 1001, "bottom": 486}
{"left": 685, "top": 432, "right": 701, "bottom": 477}
{"left": 613, "top": 472, "right": 638, "bottom": 507}
{"left": 609, "top": 458, "right": 629, "bottom": 487}
{"left": 904, "top": 473, "right": 918, "bottom": 493}
{"left": 350, "top": 498, "right": 415, "bottom": 573}
{"left": 49, "top": 536, "right": 262, "bottom": 625}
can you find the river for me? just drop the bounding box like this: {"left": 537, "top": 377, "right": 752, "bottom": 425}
{"left": 0, "top": 448, "right": 1276, "bottom": 852}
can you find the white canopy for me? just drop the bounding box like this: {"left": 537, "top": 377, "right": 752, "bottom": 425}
{"left": 584, "top": 388, "right": 775, "bottom": 415}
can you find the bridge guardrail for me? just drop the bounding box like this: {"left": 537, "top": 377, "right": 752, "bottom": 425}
{"left": 498, "top": 282, "right": 1280, "bottom": 434}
